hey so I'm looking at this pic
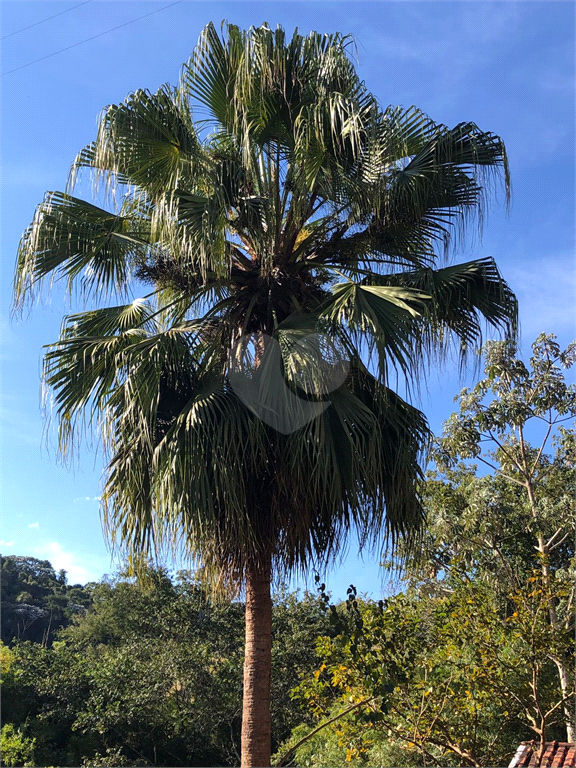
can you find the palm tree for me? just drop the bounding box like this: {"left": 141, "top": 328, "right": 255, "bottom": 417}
{"left": 14, "top": 22, "right": 517, "bottom": 767}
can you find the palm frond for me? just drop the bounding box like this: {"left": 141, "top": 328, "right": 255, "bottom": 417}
{"left": 70, "top": 85, "right": 203, "bottom": 197}
{"left": 14, "top": 192, "right": 150, "bottom": 308}
{"left": 43, "top": 303, "right": 217, "bottom": 454}
{"left": 180, "top": 21, "right": 242, "bottom": 130}
{"left": 276, "top": 365, "right": 429, "bottom": 571}
{"left": 319, "top": 278, "right": 429, "bottom": 380}
{"left": 372, "top": 257, "right": 518, "bottom": 366}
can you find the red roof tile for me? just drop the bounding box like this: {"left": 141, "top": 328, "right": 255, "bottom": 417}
{"left": 509, "top": 742, "right": 576, "bottom": 768}
{"left": 542, "top": 743, "right": 558, "bottom": 767}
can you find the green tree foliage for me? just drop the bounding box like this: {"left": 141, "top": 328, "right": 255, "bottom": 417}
{"left": 278, "top": 335, "right": 575, "bottom": 767}
{"left": 0, "top": 724, "right": 36, "bottom": 768}
{"left": 2, "top": 567, "right": 330, "bottom": 767}
{"left": 428, "top": 334, "right": 575, "bottom": 585}
{"left": 282, "top": 576, "right": 571, "bottom": 768}
{"left": 421, "top": 333, "right": 576, "bottom": 740}
{"left": 0, "top": 556, "right": 93, "bottom": 646}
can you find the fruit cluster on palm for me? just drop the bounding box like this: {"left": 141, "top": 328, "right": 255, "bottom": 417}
{"left": 14, "top": 22, "right": 517, "bottom": 766}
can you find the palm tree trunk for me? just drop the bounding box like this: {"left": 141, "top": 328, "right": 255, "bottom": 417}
{"left": 241, "top": 556, "right": 273, "bottom": 767}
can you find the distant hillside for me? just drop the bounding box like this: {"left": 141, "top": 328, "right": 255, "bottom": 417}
{"left": 0, "top": 555, "right": 94, "bottom": 646}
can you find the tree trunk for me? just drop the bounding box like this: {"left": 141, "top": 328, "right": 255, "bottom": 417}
{"left": 523, "top": 454, "right": 575, "bottom": 744}
{"left": 553, "top": 657, "right": 575, "bottom": 742}
{"left": 241, "top": 556, "right": 273, "bottom": 767}
{"left": 535, "top": 530, "right": 575, "bottom": 742}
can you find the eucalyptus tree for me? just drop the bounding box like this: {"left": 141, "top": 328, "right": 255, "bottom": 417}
{"left": 434, "top": 334, "right": 576, "bottom": 741}
{"left": 14, "top": 22, "right": 517, "bottom": 766}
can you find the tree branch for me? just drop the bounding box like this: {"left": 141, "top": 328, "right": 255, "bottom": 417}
{"left": 273, "top": 697, "right": 375, "bottom": 767}
{"left": 474, "top": 455, "right": 526, "bottom": 487}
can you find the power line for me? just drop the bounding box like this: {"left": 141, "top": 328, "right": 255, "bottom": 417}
{"left": 1, "top": 0, "right": 185, "bottom": 77}
{"left": 1, "top": 1, "right": 93, "bottom": 41}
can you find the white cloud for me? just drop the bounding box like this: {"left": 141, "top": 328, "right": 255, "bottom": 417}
{"left": 27, "top": 522, "right": 39, "bottom": 529}
{"left": 0, "top": 540, "right": 15, "bottom": 547}
{"left": 73, "top": 496, "right": 101, "bottom": 503}
{"left": 32, "top": 542, "right": 108, "bottom": 584}
{"left": 506, "top": 253, "right": 576, "bottom": 346}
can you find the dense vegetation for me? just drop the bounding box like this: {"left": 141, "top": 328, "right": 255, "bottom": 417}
{"left": 1, "top": 568, "right": 331, "bottom": 767}
{"left": 2, "top": 335, "right": 574, "bottom": 767}
{"left": 1, "top": 557, "right": 93, "bottom": 647}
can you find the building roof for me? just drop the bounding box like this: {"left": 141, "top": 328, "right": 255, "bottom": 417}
{"left": 508, "top": 742, "right": 576, "bottom": 768}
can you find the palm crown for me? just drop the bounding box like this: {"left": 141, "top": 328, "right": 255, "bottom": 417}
{"left": 15, "top": 22, "right": 516, "bottom": 586}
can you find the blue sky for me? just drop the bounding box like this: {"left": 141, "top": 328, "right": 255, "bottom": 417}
{"left": 1, "top": 1, "right": 574, "bottom": 594}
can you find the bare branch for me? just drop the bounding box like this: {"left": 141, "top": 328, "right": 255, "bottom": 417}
{"left": 474, "top": 455, "right": 526, "bottom": 487}
{"left": 530, "top": 421, "right": 554, "bottom": 476}
{"left": 548, "top": 531, "right": 572, "bottom": 552}
{"left": 273, "top": 697, "right": 375, "bottom": 767}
